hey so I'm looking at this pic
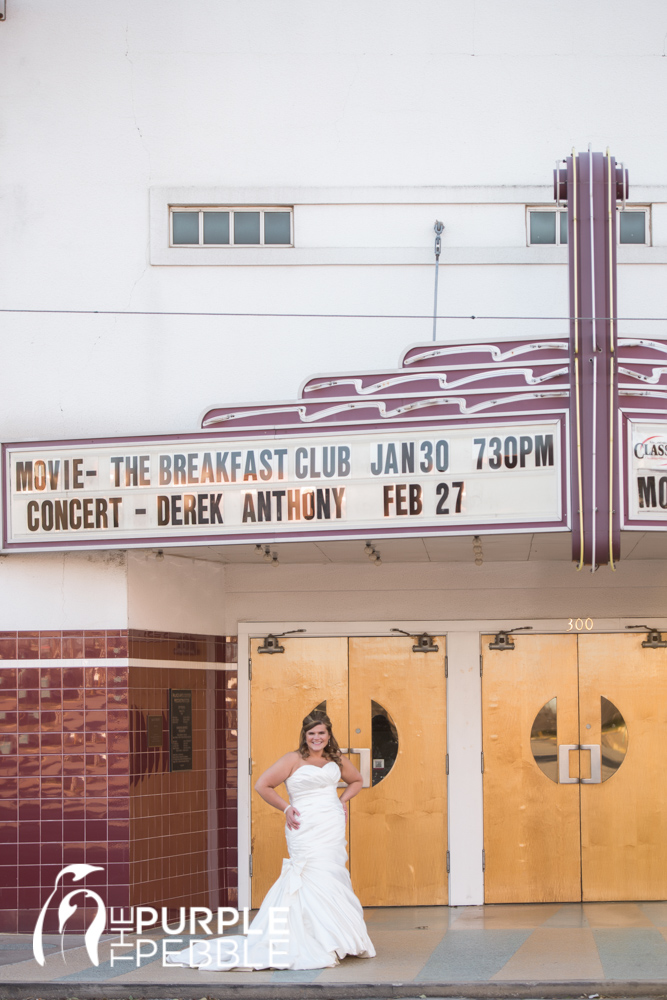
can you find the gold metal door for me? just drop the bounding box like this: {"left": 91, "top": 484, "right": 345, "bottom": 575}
{"left": 579, "top": 633, "right": 667, "bottom": 900}
{"left": 250, "top": 637, "right": 348, "bottom": 906}
{"left": 250, "top": 634, "right": 448, "bottom": 908}
{"left": 482, "top": 634, "right": 581, "bottom": 903}
{"left": 348, "top": 636, "right": 448, "bottom": 906}
{"left": 483, "top": 631, "right": 667, "bottom": 903}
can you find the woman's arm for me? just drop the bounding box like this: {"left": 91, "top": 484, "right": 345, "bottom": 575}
{"left": 254, "top": 753, "right": 301, "bottom": 830}
{"left": 338, "top": 755, "right": 363, "bottom": 820}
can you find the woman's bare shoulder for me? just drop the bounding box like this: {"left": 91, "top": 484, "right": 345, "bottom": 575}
{"left": 277, "top": 750, "right": 301, "bottom": 776}
{"left": 255, "top": 750, "right": 301, "bottom": 787}
{"left": 272, "top": 750, "right": 301, "bottom": 770}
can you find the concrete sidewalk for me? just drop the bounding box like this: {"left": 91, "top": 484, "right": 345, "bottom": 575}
{"left": 3, "top": 902, "right": 667, "bottom": 998}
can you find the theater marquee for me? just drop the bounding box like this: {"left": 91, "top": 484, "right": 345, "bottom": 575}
{"left": 624, "top": 418, "right": 667, "bottom": 528}
{"left": 2, "top": 420, "right": 566, "bottom": 551}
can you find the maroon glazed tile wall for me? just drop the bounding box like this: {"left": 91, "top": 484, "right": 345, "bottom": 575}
{"left": 216, "top": 669, "right": 238, "bottom": 906}
{"left": 0, "top": 631, "right": 237, "bottom": 934}
{"left": 0, "top": 631, "right": 129, "bottom": 661}
{"left": 0, "top": 664, "right": 130, "bottom": 935}
{"left": 129, "top": 631, "right": 237, "bottom": 663}
{"left": 0, "top": 629, "right": 237, "bottom": 663}
{"left": 129, "top": 656, "right": 238, "bottom": 912}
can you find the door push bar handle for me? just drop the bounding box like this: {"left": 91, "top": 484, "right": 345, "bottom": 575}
{"left": 580, "top": 743, "right": 602, "bottom": 784}
{"left": 557, "top": 744, "right": 602, "bottom": 784}
{"left": 339, "top": 747, "right": 371, "bottom": 788}
{"left": 558, "top": 744, "right": 579, "bottom": 784}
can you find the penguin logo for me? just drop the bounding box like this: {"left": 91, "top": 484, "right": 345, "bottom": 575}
{"left": 33, "top": 864, "right": 106, "bottom": 966}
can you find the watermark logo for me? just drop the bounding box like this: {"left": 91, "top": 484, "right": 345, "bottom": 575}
{"left": 114, "top": 905, "right": 290, "bottom": 969}
{"left": 33, "top": 863, "right": 106, "bottom": 966}
{"left": 33, "top": 864, "right": 290, "bottom": 969}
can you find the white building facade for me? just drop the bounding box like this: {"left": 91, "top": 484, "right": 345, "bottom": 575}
{"left": 1, "top": 1, "right": 667, "bottom": 933}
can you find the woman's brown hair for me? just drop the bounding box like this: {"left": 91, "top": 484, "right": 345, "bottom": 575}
{"left": 298, "top": 710, "right": 342, "bottom": 763}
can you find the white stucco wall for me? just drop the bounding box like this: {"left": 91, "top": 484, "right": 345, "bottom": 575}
{"left": 2, "top": 547, "right": 661, "bottom": 637}
{"left": 1, "top": 1, "right": 667, "bottom": 620}
{"left": 0, "top": 0, "right": 665, "bottom": 445}
{"left": 0, "top": 551, "right": 128, "bottom": 630}
{"left": 223, "top": 558, "right": 667, "bottom": 634}
{"left": 126, "top": 550, "right": 226, "bottom": 635}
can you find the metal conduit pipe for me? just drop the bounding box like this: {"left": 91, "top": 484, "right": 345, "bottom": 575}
{"left": 607, "top": 148, "right": 617, "bottom": 571}
{"left": 572, "top": 149, "right": 585, "bottom": 571}
{"left": 589, "top": 145, "right": 598, "bottom": 572}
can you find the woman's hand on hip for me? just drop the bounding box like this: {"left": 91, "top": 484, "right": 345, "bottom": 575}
{"left": 285, "top": 805, "right": 301, "bottom": 830}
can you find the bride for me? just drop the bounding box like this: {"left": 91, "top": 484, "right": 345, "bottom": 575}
{"left": 167, "top": 709, "right": 376, "bottom": 971}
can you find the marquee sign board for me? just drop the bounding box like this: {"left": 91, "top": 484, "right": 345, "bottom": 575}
{"left": 623, "top": 418, "right": 667, "bottom": 528}
{"left": 2, "top": 419, "right": 567, "bottom": 551}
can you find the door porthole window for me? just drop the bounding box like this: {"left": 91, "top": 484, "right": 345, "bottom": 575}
{"left": 311, "top": 699, "right": 399, "bottom": 785}
{"left": 530, "top": 693, "right": 628, "bottom": 784}
{"left": 600, "top": 696, "right": 628, "bottom": 780}
{"left": 170, "top": 207, "right": 293, "bottom": 247}
{"left": 370, "top": 700, "right": 398, "bottom": 786}
{"left": 530, "top": 695, "right": 558, "bottom": 781}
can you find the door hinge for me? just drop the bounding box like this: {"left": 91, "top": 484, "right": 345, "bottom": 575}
{"left": 446, "top": 850, "right": 450, "bottom": 873}
{"left": 249, "top": 757, "right": 253, "bottom": 776}
{"left": 479, "top": 654, "right": 483, "bottom": 676}
{"left": 482, "top": 849, "right": 486, "bottom": 872}
{"left": 248, "top": 657, "right": 252, "bottom": 680}
{"left": 446, "top": 753, "right": 449, "bottom": 775}
{"left": 445, "top": 654, "right": 448, "bottom": 678}
{"left": 249, "top": 854, "right": 253, "bottom": 877}
{"left": 481, "top": 751, "right": 484, "bottom": 773}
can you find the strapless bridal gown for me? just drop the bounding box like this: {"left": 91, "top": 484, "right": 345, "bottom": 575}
{"left": 166, "top": 760, "right": 376, "bottom": 971}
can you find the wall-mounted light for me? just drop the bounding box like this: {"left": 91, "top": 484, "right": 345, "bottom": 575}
{"left": 255, "top": 543, "right": 279, "bottom": 565}
{"left": 364, "top": 541, "right": 382, "bottom": 565}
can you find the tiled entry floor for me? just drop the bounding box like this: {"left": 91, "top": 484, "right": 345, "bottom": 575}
{"left": 3, "top": 902, "right": 667, "bottom": 991}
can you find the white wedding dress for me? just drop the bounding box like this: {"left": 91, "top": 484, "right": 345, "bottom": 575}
{"left": 166, "top": 760, "right": 376, "bottom": 971}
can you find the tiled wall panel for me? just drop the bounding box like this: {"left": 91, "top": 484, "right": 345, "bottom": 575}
{"left": 129, "top": 664, "right": 238, "bottom": 911}
{"left": 0, "top": 630, "right": 129, "bottom": 661}
{"left": 0, "top": 662, "right": 130, "bottom": 934}
{"left": 0, "top": 631, "right": 238, "bottom": 933}
{"left": 130, "top": 631, "right": 237, "bottom": 664}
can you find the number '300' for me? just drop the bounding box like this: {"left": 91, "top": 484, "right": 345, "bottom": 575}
{"left": 567, "top": 618, "right": 594, "bottom": 631}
